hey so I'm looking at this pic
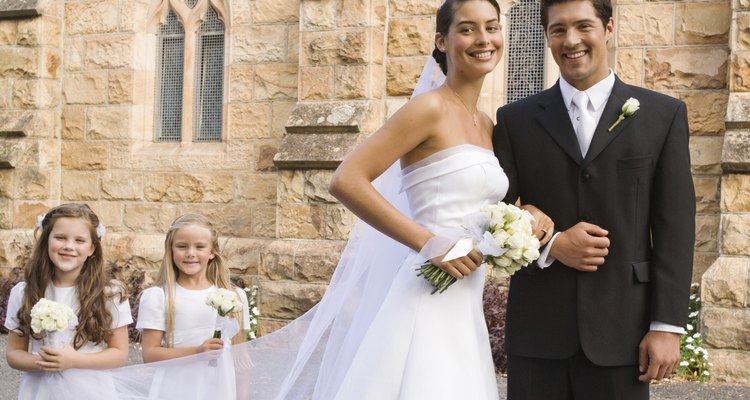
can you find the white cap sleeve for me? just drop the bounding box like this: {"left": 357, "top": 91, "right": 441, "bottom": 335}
{"left": 4, "top": 282, "right": 26, "bottom": 332}
{"left": 106, "top": 286, "right": 134, "bottom": 329}
{"left": 135, "top": 287, "right": 167, "bottom": 332}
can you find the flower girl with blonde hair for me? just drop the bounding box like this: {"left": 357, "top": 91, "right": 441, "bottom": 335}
{"left": 137, "top": 213, "right": 250, "bottom": 360}
{"left": 134, "top": 213, "right": 250, "bottom": 399}
{"left": 4, "top": 203, "right": 132, "bottom": 399}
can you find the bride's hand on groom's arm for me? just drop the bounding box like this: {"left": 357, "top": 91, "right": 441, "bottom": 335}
{"left": 430, "top": 249, "right": 484, "bottom": 280}
{"left": 548, "top": 222, "right": 609, "bottom": 272}
{"left": 519, "top": 205, "right": 555, "bottom": 246}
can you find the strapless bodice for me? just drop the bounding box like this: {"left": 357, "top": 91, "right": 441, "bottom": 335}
{"left": 401, "top": 144, "right": 508, "bottom": 235}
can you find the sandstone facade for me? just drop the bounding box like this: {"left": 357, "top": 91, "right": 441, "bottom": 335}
{"left": 0, "top": 0, "right": 743, "bottom": 383}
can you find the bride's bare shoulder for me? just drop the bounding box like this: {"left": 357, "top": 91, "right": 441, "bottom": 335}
{"left": 396, "top": 89, "right": 448, "bottom": 122}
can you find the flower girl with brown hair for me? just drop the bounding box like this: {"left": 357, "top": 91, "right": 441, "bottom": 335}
{"left": 4, "top": 203, "right": 132, "bottom": 399}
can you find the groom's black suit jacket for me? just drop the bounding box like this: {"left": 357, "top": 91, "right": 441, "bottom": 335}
{"left": 493, "top": 77, "right": 695, "bottom": 366}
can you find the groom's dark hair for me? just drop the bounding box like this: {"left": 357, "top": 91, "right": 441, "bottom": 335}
{"left": 432, "top": 0, "right": 502, "bottom": 75}
{"left": 540, "top": 0, "right": 612, "bottom": 31}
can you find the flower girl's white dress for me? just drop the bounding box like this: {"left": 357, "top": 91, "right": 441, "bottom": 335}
{"left": 331, "top": 144, "right": 505, "bottom": 399}
{"left": 4, "top": 282, "right": 132, "bottom": 400}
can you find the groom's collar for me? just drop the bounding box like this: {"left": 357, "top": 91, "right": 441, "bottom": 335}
{"left": 559, "top": 71, "right": 615, "bottom": 113}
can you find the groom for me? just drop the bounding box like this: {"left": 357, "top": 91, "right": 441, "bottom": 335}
{"left": 493, "top": 0, "right": 695, "bottom": 398}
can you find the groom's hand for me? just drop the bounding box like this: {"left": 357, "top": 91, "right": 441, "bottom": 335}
{"left": 548, "top": 222, "right": 609, "bottom": 272}
{"left": 638, "top": 331, "right": 681, "bottom": 382}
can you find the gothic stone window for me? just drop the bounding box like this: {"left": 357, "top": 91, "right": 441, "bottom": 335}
{"left": 151, "top": 0, "right": 227, "bottom": 142}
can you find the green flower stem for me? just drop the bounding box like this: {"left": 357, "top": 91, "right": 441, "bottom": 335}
{"left": 417, "top": 263, "right": 458, "bottom": 295}
{"left": 213, "top": 329, "right": 222, "bottom": 339}
{"left": 608, "top": 114, "right": 625, "bottom": 132}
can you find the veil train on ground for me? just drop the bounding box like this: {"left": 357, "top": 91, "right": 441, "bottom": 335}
{"left": 39, "top": 57, "right": 446, "bottom": 400}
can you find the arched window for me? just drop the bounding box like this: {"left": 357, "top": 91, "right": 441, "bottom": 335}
{"left": 505, "top": 0, "right": 546, "bottom": 103}
{"left": 193, "top": 6, "right": 225, "bottom": 142}
{"left": 149, "top": 0, "right": 228, "bottom": 143}
{"left": 154, "top": 10, "right": 185, "bottom": 142}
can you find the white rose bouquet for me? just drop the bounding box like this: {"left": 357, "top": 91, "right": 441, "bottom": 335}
{"left": 30, "top": 298, "right": 77, "bottom": 348}
{"left": 416, "top": 202, "right": 541, "bottom": 294}
{"left": 206, "top": 288, "right": 243, "bottom": 339}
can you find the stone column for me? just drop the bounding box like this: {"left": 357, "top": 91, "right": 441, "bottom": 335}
{"left": 0, "top": 0, "right": 62, "bottom": 272}
{"left": 264, "top": 0, "right": 388, "bottom": 334}
{"left": 699, "top": 0, "right": 750, "bottom": 384}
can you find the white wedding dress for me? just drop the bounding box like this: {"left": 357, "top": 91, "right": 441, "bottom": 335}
{"left": 332, "top": 143, "right": 506, "bottom": 399}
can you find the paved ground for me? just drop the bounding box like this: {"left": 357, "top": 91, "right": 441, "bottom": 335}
{"left": 1, "top": 334, "right": 748, "bottom": 399}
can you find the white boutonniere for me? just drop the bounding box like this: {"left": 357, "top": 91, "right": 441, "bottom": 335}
{"left": 608, "top": 97, "right": 640, "bottom": 132}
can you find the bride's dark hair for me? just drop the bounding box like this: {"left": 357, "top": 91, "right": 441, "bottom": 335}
{"left": 432, "top": 0, "right": 502, "bottom": 75}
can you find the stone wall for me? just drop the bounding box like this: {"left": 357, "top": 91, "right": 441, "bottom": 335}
{"left": 699, "top": 0, "right": 750, "bottom": 383}
{"left": 0, "top": 0, "right": 62, "bottom": 264}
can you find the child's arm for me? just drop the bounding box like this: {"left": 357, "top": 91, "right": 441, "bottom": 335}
{"left": 36, "top": 325, "right": 130, "bottom": 371}
{"left": 141, "top": 328, "right": 224, "bottom": 363}
{"left": 6, "top": 331, "right": 43, "bottom": 372}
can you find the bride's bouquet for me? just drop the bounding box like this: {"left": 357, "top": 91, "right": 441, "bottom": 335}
{"left": 416, "top": 202, "right": 541, "bottom": 294}
{"left": 30, "top": 298, "right": 76, "bottom": 348}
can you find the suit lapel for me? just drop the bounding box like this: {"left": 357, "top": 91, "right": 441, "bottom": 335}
{"left": 583, "top": 77, "right": 636, "bottom": 164}
{"left": 535, "top": 83, "right": 583, "bottom": 165}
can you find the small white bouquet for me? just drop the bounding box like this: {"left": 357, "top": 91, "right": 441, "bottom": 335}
{"left": 417, "top": 202, "right": 541, "bottom": 294}
{"left": 206, "top": 288, "right": 243, "bottom": 339}
{"left": 30, "top": 298, "right": 77, "bottom": 348}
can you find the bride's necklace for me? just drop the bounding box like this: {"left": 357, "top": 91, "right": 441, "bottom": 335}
{"left": 447, "top": 86, "right": 478, "bottom": 127}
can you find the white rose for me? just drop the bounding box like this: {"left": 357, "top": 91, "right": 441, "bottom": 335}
{"left": 505, "top": 248, "right": 523, "bottom": 260}
{"left": 42, "top": 318, "right": 57, "bottom": 332}
{"left": 492, "top": 230, "right": 510, "bottom": 245}
{"left": 622, "top": 97, "right": 640, "bottom": 116}
{"left": 506, "top": 233, "right": 527, "bottom": 249}
{"left": 54, "top": 317, "right": 67, "bottom": 331}
{"left": 491, "top": 255, "right": 512, "bottom": 268}
{"left": 523, "top": 247, "right": 540, "bottom": 261}
{"left": 31, "top": 320, "right": 43, "bottom": 334}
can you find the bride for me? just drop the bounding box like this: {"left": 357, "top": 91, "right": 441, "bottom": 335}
{"left": 313, "top": 0, "right": 553, "bottom": 398}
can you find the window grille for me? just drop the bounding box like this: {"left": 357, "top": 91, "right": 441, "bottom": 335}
{"left": 154, "top": 10, "right": 185, "bottom": 142}
{"left": 185, "top": 0, "right": 198, "bottom": 8}
{"left": 193, "top": 6, "right": 224, "bottom": 142}
{"left": 506, "top": 0, "right": 546, "bottom": 104}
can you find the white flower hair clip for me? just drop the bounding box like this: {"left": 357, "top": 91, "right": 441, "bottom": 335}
{"left": 36, "top": 214, "right": 45, "bottom": 231}
{"left": 37, "top": 213, "right": 106, "bottom": 238}
{"left": 96, "top": 223, "right": 107, "bottom": 238}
